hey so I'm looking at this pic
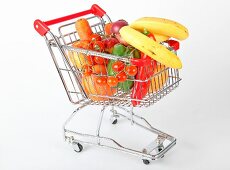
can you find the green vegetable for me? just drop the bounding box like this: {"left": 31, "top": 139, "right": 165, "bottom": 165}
{"left": 112, "top": 44, "right": 126, "bottom": 56}
{"left": 107, "top": 59, "right": 116, "bottom": 76}
{"left": 117, "top": 78, "right": 133, "bottom": 92}
{"left": 107, "top": 46, "right": 134, "bottom": 92}
{"left": 124, "top": 46, "right": 141, "bottom": 58}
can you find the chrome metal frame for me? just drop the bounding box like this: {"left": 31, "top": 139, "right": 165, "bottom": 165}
{"left": 41, "top": 13, "right": 179, "bottom": 163}
{"left": 63, "top": 104, "right": 176, "bottom": 161}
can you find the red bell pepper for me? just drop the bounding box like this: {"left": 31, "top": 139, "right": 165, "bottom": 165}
{"left": 131, "top": 29, "right": 157, "bottom": 106}
{"left": 131, "top": 53, "right": 156, "bottom": 106}
{"left": 166, "top": 40, "right": 180, "bottom": 51}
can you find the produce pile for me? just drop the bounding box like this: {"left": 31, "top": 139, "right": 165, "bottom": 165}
{"left": 68, "top": 17, "right": 189, "bottom": 106}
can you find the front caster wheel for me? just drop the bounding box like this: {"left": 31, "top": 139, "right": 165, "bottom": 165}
{"left": 112, "top": 119, "right": 118, "bottom": 124}
{"left": 142, "top": 159, "right": 150, "bottom": 165}
{"left": 157, "top": 146, "right": 164, "bottom": 158}
{"left": 110, "top": 115, "right": 118, "bottom": 125}
{"left": 74, "top": 143, "right": 83, "bottom": 153}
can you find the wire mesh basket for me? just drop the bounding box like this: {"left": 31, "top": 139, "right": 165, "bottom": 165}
{"left": 34, "top": 4, "right": 180, "bottom": 164}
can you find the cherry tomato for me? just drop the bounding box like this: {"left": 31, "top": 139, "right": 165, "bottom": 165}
{"left": 82, "top": 65, "right": 92, "bottom": 76}
{"left": 93, "top": 56, "right": 109, "bottom": 65}
{"left": 107, "top": 77, "right": 118, "bottom": 87}
{"left": 95, "top": 76, "right": 107, "bottom": 86}
{"left": 116, "top": 71, "right": 127, "bottom": 82}
{"left": 93, "top": 41, "right": 105, "bottom": 52}
{"left": 90, "top": 33, "right": 102, "bottom": 42}
{"left": 125, "top": 65, "right": 138, "bottom": 76}
{"left": 112, "top": 61, "right": 125, "bottom": 72}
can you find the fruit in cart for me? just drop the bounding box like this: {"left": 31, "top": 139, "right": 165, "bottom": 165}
{"left": 104, "top": 23, "right": 113, "bottom": 35}
{"left": 82, "top": 65, "right": 92, "bottom": 76}
{"left": 130, "top": 17, "right": 189, "bottom": 41}
{"left": 111, "top": 19, "right": 128, "bottom": 34}
{"left": 75, "top": 18, "right": 93, "bottom": 41}
{"left": 73, "top": 40, "right": 93, "bottom": 50}
{"left": 143, "top": 28, "right": 156, "bottom": 41}
{"left": 111, "top": 20, "right": 129, "bottom": 45}
{"left": 125, "top": 46, "right": 141, "bottom": 59}
{"left": 142, "top": 28, "right": 169, "bottom": 42}
{"left": 115, "top": 34, "right": 128, "bottom": 46}
{"left": 93, "top": 41, "right": 105, "bottom": 52}
{"left": 95, "top": 76, "right": 108, "bottom": 86}
{"left": 102, "top": 37, "right": 119, "bottom": 53}
{"left": 131, "top": 53, "right": 157, "bottom": 106}
{"left": 153, "top": 34, "right": 169, "bottom": 43}
{"left": 118, "top": 79, "right": 133, "bottom": 92}
{"left": 107, "top": 46, "right": 134, "bottom": 91}
{"left": 68, "top": 40, "right": 94, "bottom": 69}
{"left": 93, "top": 56, "right": 108, "bottom": 65}
{"left": 149, "top": 64, "right": 169, "bottom": 93}
{"left": 166, "top": 40, "right": 180, "bottom": 51}
{"left": 92, "top": 64, "right": 107, "bottom": 75}
{"left": 68, "top": 52, "right": 93, "bottom": 69}
{"left": 82, "top": 75, "right": 116, "bottom": 101}
{"left": 112, "top": 61, "right": 125, "bottom": 72}
{"left": 107, "top": 76, "right": 118, "bottom": 87}
{"left": 116, "top": 71, "right": 127, "bottom": 83}
{"left": 119, "top": 26, "right": 182, "bottom": 69}
{"left": 125, "top": 65, "right": 138, "bottom": 76}
{"left": 90, "top": 33, "right": 102, "bottom": 42}
{"left": 112, "top": 44, "right": 127, "bottom": 56}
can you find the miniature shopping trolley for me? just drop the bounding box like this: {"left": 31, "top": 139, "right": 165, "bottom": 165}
{"left": 34, "top": 4, "right": 181, "bottom": 164}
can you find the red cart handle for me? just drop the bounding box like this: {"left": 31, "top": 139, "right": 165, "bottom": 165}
{"left": 34, "top": 4, "right": 106, "bottom": 36}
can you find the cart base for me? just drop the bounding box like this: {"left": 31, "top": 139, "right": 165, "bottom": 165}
{"left": 63, "top": 104, "right": 176, "bottom": 164}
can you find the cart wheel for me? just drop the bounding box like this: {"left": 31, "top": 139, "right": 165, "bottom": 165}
{"left": 110, "top": 116, "right": 118, "bottom": 125}
{"left": 74, "top": 143, "right": 83, "bottom": 153}
{"left": 142, "top": 159, "right": 150, "bottom": 165}
{"left": 112, "top": 119, "right": 118, "bottom": 125}
{"left": 157, "top": 146, "right": 164, "bottom": 158}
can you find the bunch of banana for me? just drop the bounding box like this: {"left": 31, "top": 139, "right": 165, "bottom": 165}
{"left": 120, "top": 26, "right": 182, "bottom": 69}
{"left": 130, "top": 17, "right": 189, "bottom": 41}
{"left": 119, "top": 17, "right": 189, "bottom": 69}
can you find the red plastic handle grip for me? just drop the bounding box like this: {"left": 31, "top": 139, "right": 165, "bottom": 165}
{"left": 34, "top": 4, "right": 106, "bottom": 36}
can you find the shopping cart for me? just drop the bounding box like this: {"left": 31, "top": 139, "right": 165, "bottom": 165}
{"left": 34, "top": 4, "right": 181, "bottom": 164}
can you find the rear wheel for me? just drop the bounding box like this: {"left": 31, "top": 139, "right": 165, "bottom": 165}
{"left": 142, "top": 159, "right": 150, "bottom": 165}
{"left": 74, "top": 143, "right": 83, "bottom": 153}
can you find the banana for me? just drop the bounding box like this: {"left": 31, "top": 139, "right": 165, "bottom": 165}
{"left": 119, "top": 26, "right": 182, "bottom": 69}
{"left": 154, "top": 34, "right": 169, "bottom": 42}
{"left": 130, "top": 17, "right": 189, "bottom": 40}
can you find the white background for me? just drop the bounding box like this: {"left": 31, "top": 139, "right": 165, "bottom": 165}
{"left": 0, "top": 0, "right": 230, "bottom": 169}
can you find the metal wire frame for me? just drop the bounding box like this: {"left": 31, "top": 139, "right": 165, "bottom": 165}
{"left": 63, "top": 104, "right": 176, "bottom": 161}
{"left": 43, "top": 14, "right": 181, "bottom": 107}
{"left": 40, "top": 12, "right": 179, "bottom": 163}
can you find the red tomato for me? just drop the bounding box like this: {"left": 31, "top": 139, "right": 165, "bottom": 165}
{"left": 95, "top": 76, "right": 107, "bottom": 86}
{"left": 107, "top": 77, "right": 118, "bottom": 87}
{"left": 112, "top": 61, "right": 125, "bottom": 72}
{"left": 116, "top": 71, "right": 127, "bottom": 82}
{"left": 82, "top": 65, "right": 92, "bottom": 76}
{"left": 125, "top": 65, "right": 138, "bottom": 76}
{"left": 93, "top": 41, "right": 105, "bottom": 52}
{"left": 93, "top": 56, "right": 108, "bottom": 65}
{"left": 90, "top": 33, "right": 102, "bottom": 42}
